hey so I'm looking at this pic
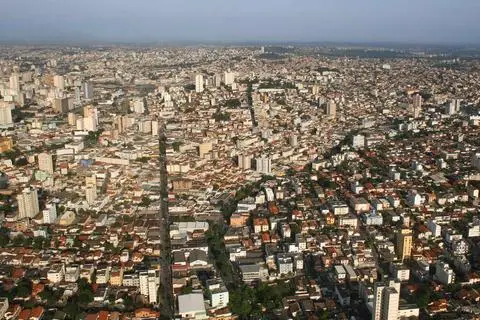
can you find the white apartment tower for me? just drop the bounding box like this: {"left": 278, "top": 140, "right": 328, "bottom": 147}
{"left": 139, "top": 270, "right": 159, "bottom": 304}
{"left": 0, "top": 103, "right": 13, "bottom": 126}
{"left": 17, "top": 187, "right": 40, "bottom": 219}
{"left": 42, "top": 203, "right": 57, "bottom": 224}
{"left": 195, "top": 74, "right": 204, "bottom": 93}
{"left": 256, "top": 156, "right": 272, "bottom": 175}
{"left": 372, "top": 280, "right": 400, "bottom": 320}
{"left": 38, "top": 152, "right": 54, "bottom": 174}
{"left": 53, "top": 75, "right": 65, "bottom": 90}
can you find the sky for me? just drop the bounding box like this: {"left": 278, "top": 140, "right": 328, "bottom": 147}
{"left": 1, "top": 0, "right": 479, "bottom": 44}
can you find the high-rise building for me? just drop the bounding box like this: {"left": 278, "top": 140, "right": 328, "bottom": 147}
{"left": 256, "top": 156, "right": 272, "bottom": 175}
{"left": 326, "top": 100, "right": 336, "bottom": 117}
{"left": 412, "top": 94, "right": 422, "bottom": 118}
{"left": 83, "top": 116, "right": 97, "bottom": 132}
{"left": 83, "top": 105, "right": 98, "bottom": 125}
{"left": 38, "top": 152, "right": 54, "bottom": 174}
{"left": 372, "top": 280, "right": 401, "bottom": 320}
{"left": 0, "top": 103, "right": 13, "bottom": 126}
{"left": 396, "top": 229, "right": 412, "bottom": 261}
{"left": 195, "top": 74, "right": 204, "bottom": 93}
{"left": 42, "top": 203, "right": 57, "bottom": 224}
{"left": 83, "top": 82, "right": 94, "bottom": 100}
{"left": 132, "top": 99, "right": 145, "bottom": 114}
{"left": 68, "top": 113, "right": 77, "bottom": 126}
{"left": 86, "top": 186, "right": 97, "bottom": 205}
{"left": 17, "top": 187, "right": 40, "bottom": 219}
{"left": 9, "top": 73, "right": 20, "bottom": 91}
{"left": 214, "top": 74, "right": 222, "bottom": 87}
{"left": 53, "top": 98, "right": 69, "bottom": 113}
{"left": 53, "top": 75, "right": 65, "bottom": 90}
{"left": 224, "top": 70, "right": 235, "bottom": 86}
{"left": 139, "top": 270, "right": 159, "bottom": 304}
{"left": 238, "top": 154, "right": 252, "bottom": 170}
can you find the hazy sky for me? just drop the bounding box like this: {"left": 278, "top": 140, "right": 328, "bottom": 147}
{"left": 1, "top": 0, "right": 479, "bottom": 44}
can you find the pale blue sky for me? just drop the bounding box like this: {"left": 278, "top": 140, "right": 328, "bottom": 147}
{"left": 1, "top": 0, "right": 479, "bottom": 44}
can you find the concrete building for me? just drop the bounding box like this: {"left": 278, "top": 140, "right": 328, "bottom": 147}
{"left": 207, "top": 279, "right": 229, "bottom": 309}
{"left": 372, "top": 280, "right": 400, "bottom": 320}
{"left": 178, "top": 293, "right": 207, "bottom": 319}
{"left": 435, "top": 261, "right": 455, "bottom": 285}
{"left": 86, "top": 186, "right": 97, "bottom": 205}
{"left": 396, "top": 229, "right": 412, "bottom": 261}
{"left": 47, "top": 264, "right": 65, "bottom": 283}
{"left": 53, "top": 75, "right": 65, "bottom": 90}
{"left": 195, "top": 74, "right": 204, "bottom": 93}
{"left": 326, "top": 100, "right": 337, "bottom": 117}
{"left": 0, "top": 103, "right": 13, "bottom": 126}
{"left": 17, "top": 187, "right": 40, "bottom": 219}
{"left": 53, "top": 98, "right": 69, "bottom": 113}
{"left": 42, "top": 203, "right": 57, "bottom": 224}
{"left": 139, "top": 270, "right": 159, "bottom": 304}
{"left": 256, "top": 155, "right": 272, "bottom": 175}
{"left": 83, "top": 81, "right": 94, "bottom": 99}
{"left": 38, "top": 152, "right": 54, "bottom": 174}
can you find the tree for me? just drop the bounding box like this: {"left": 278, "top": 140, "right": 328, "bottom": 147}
{"left": 32, "top": 237, "right": 44, "bottom": 250}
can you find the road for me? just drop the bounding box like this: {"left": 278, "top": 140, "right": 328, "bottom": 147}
{"left": 158, "top": 122, "right": 174, "bottom": 318}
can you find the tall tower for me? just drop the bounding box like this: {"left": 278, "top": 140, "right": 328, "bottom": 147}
{"left": 396, "top": 229, "right": 412, "bottom": 261}
{"left": 83, "top": 82, "right": 94, "bottom": 100}
{"left": 326, "top": 100, "right": 336, "bottom": 117}
{"left": 372, "top": 280, "right": 400, "bottom": 320}
{"left": 9, "top": 73, "right": 20, "bottom": 92}
{"left": 38, "top": 152, "right": 54, "bottom": 174}
{"left": 412, "top": 94, "right": 422, "bottom": 118}
{"left": 53, "top": 75, "right": 65, "bottom": 90}
{"left": 0, "top": 103, "right": 13, "bottom": 126}
{"left": 17, "top": 187, "right": 40, "bottom": 219}
{"left": 195, "top": 74, "right": 204, "bottom": 93}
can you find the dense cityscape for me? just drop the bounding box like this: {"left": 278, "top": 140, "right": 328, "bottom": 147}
{"left": 0, "top": 43, "right": 480, "bottom": 320}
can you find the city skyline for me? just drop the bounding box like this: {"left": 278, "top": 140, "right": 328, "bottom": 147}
{"left": 1, "top": 0, "right": 480, "bottom": 45}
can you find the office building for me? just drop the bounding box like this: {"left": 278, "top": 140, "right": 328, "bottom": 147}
{"left": 38, "top": 152, "right": 54, "bottom": 174}
{"left": 17, "top": 187, "right": 40, "bottom": 219}
{"left": 372, "top": 280, "right": 401, "bottom": 320}
{"left": 195, "top": 74, "right": 204, "bottom": 93}
{"left": 396, "top": 229, "right": 412, "bottom": 261}
{"left": 0, "top": 103, "right": 13, "bottom": 126}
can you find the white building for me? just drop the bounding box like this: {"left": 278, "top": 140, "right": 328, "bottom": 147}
{"left": 84, "top": 116, "right": 97, "bottom": 132}
{"left": 65, "top": 265, "right": 80, "bottom": 282}
{"left": 53, "top": 75, "right": 65, "bottom": 90}
{"left": 326, "top": 100, "right": 336, "bottom": 117}
{"left": 47, "top": 264, "right": 65, "bottom": 283}
{"left": 224, "top": 70, "right": 235, "bottom": 85}
{"left": 195, "top": 74, "right": 204, "bottom": 93}
{"left": 86, "top": 186, "right": 97, "bottom": 205}
{"left": 42, "top": 203, "right": 57, "bottom": 224}
{"left": 0, "top": 103, "right": 13, "bottom": 126}
{"left": 352, "top": 134, "right": 365, "bottom": 149}
{"left": 372, "top": 279, "right": 400, "bottom": 320}
{"left": 139, "top": 270, "right": 159, "bottom": 304}
{"left": 17, "top": 187, "right": 40, "bottom": 219}
{"left": 38, "top": 152, "right": 54, "bottom": 174}
{"left": 207, "top": 279, "right": 229, "bottom": 309}
{"left": 256, "top": 156, "right": 272, "bottom": 175}
{"left": 277, "top": 254, "right": 294, "bottom": 275}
